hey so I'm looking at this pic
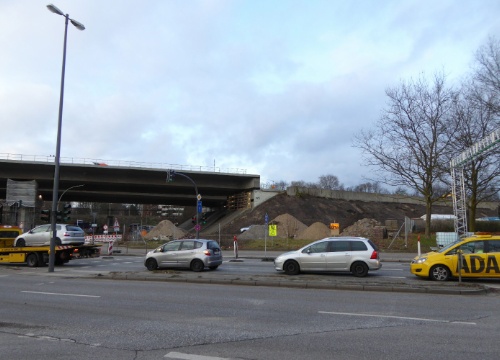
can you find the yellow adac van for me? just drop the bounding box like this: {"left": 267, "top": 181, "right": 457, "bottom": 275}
{"left": 411, "top": 233, "right": 500, "bottom": 281}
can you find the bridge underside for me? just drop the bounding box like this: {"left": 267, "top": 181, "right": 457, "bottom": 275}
{"left": 0, "top": 160, "right": 260, "bottom": 208}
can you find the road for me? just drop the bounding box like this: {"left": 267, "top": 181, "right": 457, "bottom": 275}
{"left": 1, "top": 272, "right": 499, "bottom": 360}
{"left": 4, "top": 255, "right": 409, "bottom": 278}
{"left": 1, "top": 256, "right": 500, "bottom": 359}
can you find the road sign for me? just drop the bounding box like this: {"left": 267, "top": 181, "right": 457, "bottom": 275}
{"left": 194, "top": 224, "right": 201, "bottom": 231}
{"left": 265, "top": 213, "right": 269, "bottom": 225}
{"left": 114, "top": 218, "right": 119, "bottom": 227}
{"left": 197, "top": 194, "right": 202, "bottom": 201}
{"left": 103, "top": 225, "right": 108, "bottom": 230}
{"left": 113, "top": 227, "right": 120, "bottom": 232}
{"left": 197, "top": 200, "right": 202, "bottom": 213}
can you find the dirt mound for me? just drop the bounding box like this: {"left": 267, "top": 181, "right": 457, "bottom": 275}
{"left": 144, "top": 220, "right": 186, "bottom": 241}
{"left": 341, "top": 218, "right": 385, "bottom": 241}
{"left": 296, "top": 222, "right": 331, "bottom": 241}
{"left": 237, "top": 213, "right": 307, "bottom": 240}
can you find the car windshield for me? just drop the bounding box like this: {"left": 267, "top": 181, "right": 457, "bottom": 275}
{"left": 437, "top": 241, "right": 462, "bottom": 253}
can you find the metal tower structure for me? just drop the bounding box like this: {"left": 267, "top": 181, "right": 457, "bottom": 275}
{"left": 450, "top": 128, "right": 500, "bottom": 237}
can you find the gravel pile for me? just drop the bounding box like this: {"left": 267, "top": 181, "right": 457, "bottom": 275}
{"left": 296, "top": 222, "right": 331, "bottom": 241}
{"left": 144, "top": 220, "right": 186, "bottom": 241}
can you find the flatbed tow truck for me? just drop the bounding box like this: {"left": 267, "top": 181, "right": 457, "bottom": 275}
{"left": 0, "top": 225, "right": 101, "bottom": 267}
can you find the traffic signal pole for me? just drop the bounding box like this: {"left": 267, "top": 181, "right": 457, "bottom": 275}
{"left": 166, "top": 170, "right": 201, "bottom": 239}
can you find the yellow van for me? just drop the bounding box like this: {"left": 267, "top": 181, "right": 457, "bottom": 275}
{"left": 410, "top": 234, "right": 500, "bottom": 281}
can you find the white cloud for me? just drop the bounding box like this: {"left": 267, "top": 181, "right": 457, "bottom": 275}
{"left": 1, "top": 0, "right": 499, "bottom": 189}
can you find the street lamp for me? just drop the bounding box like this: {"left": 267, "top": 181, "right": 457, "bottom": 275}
{"left": 47, "top": 4, "right": 85, "bottom": 273}
{"left": 57, "top": 184, "right": 84, "bottom": 210}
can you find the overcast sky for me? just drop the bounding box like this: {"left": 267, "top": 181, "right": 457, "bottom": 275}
{"left": 1, "top": 1, "right": 499, "bottom": 188}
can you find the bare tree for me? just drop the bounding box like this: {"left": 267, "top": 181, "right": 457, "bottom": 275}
{"left": 447, "top": 78, "right": 500, "bottom": 231}
{"left": 352, "top": 182, "right": 387, "bottom": 193}
{"left": 353, "top": 73, "right": 456, "bottom": 237}
{"left": 318, "top": 174, "right": 344, "bottom": 190}
{"left": 473, "top": 36, "right": 500, "bottom": 114}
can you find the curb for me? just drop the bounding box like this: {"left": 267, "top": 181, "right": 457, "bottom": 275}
{"left": 99, "top": 272, "right": 492, "bottom": 295}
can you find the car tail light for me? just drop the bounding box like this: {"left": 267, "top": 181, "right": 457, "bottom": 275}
{"left": 370, "top": 250, "right": 378, "bottom": 259}
{"left": 63, "top": 232, "right": 71, "bottom": 237}
{"left": 203, "top": 250, "right": 211, "bottom": 256}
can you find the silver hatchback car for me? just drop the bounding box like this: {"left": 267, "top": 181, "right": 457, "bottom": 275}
{"left": 14, "top": 224, "right": 85, "bottom": 247}
{"left": 274, "top": 237, "right": 382, "bottom": 277}
{"left": 144, "top": 239, "right": 223, "bottom": 272}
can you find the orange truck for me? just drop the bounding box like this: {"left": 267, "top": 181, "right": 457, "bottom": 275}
{"left": 0, "top": 225, "right": 100, "bottom": 267}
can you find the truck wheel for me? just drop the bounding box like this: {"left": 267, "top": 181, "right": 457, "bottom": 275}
{"left": 26, "top": 253, "right": 39, "bottom": 267}
{"left": 16, "top": 239, "right": 26, "bottom": 247}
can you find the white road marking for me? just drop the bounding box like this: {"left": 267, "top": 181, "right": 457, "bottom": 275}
{"left": 319, "top": 311, "right": 476, "bottom": 325}
{"left": 22, "top": 291, "right": 100, "bottom": 298}
{"left": 164, "top": 352, "right": 231, "bottom": 360}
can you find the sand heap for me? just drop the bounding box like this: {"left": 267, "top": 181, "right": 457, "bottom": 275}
{"left": 340, "top": 218, "right": 385, "bottom": 241}
{"left": 238, "top": 213, "right": 307, "bottom": 240}
{"left": 296, "top": 222, "right": 331, "bottom": 241}
{"left": 143, "top": 220, "right": 186, "bottom": 241}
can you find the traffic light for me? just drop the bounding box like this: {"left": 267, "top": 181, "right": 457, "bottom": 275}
{"left": 166, "top": 169, "right": 176, "bottom": 182}
{"left": 56, "top": 211, "right": 62, "bottom": 222}
{"left": 41, "top": 209, "right": 50, "bottom": 222}
{"left": 63, "top": 203, "right": 71, "bottom": 221}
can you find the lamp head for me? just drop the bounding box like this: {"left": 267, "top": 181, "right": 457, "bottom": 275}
{"left": 47, "top": 4, "right": 64, "bottom": 16}
{"left": 70, "top": 19, "right": 85, "bottom": 30}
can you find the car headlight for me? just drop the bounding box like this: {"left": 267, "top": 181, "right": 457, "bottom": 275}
{"left": 412, "top": 257, "right": 427, "bottom": 264}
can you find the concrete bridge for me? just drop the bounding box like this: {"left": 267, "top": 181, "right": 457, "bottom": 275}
{"left": 0, "top": 156, "right": 260, "bottom": 208}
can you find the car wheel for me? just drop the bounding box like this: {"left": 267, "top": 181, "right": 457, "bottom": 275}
{"left": 145, "top": 258, "right": 158, "bottom": 271}
{"left": 208, "top": 265, "right": 219, "bottom": 270}
{"left": 430, "top": 265, "right": 450, "bottom": 281}
{"left": 55, "top": 238, "right": 62, "bottom": 246}
{"left": 351, "top": 262, "right": 369, "bottom": 277}
{"left": 283, "top": 260, "right": 300, "bottom": 275}
{"left": 15, "top": 238, "right": 26, "bottom": 247}
{"left": 190, "top": 259, "right": 205, "bottom": 272}
{"left": 26, "top": 253, "right": 39, "bottom": 267}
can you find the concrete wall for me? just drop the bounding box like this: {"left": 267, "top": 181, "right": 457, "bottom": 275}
{"left": 252, "top": 189, "right": 282, "bottom": 208}
{"left": 285, "top": 186, "right": 498, "bottom": 210}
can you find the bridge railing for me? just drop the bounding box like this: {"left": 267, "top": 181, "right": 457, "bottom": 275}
{"left": 0, "top": 153, "right": 248, "bottom": 174}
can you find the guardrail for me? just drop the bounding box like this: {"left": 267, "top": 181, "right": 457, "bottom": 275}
{"left": 0, "top": 153, "right": 248, "bottom": 174}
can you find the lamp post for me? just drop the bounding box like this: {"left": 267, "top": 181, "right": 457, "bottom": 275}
{"left": 57, "top": 184, "right": 84, "bottom": 210}
{"left": 47, "top": 4, "right": 85, "bottom": 273}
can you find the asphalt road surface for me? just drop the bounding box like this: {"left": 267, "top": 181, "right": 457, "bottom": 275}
{"left": 1, "top": 260, "right": 499, "bottom": 360}
{"left": 4, "top": 255, "right": 410, "bottom": 278}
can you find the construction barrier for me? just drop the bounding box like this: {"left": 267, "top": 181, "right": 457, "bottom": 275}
{"left": 85, "top": 235, "right": 122, "bottom": 243}
{"left": 107, "top": 241, "right": 114, "bottom": 256}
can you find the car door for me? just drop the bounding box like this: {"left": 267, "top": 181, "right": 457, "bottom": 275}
{"left": 450, "top": 241, "right": 489, "bottom": 278}
{"left": 176, "top": 240, "right": 197, "bottom": 267}
{"left": 299, "top": 241, "right": 329, "bottom": 271}
{"left": 28, "top": 225, "right": 51, "bottom": 246}
{"left": 156, "top": 241, "right": 181, "bottom": 268}
{"left": 325, "top": 240, "right": 351, "bottom": 271}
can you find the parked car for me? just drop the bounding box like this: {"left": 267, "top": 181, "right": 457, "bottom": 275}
{"left": 144, "top": 239, "right": 223, "bottom": 272}
{"left": 274, "top": 237, "right": 382, "bottom": 276}
{"left": 14, "top": 224, "right": 85, "bottom": 247}
{"left": 410, "top": 233, "right": 500, "bottom": 281}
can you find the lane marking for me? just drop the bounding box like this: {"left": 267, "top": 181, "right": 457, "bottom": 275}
{"left": 164, "top": 352, "right": 230, "bottom": 360}
{"left": 319, "top": 311, "right": 476, "bottom": 325}
{"left": 21, "top": 291, "right": 100, "bottom": 298}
